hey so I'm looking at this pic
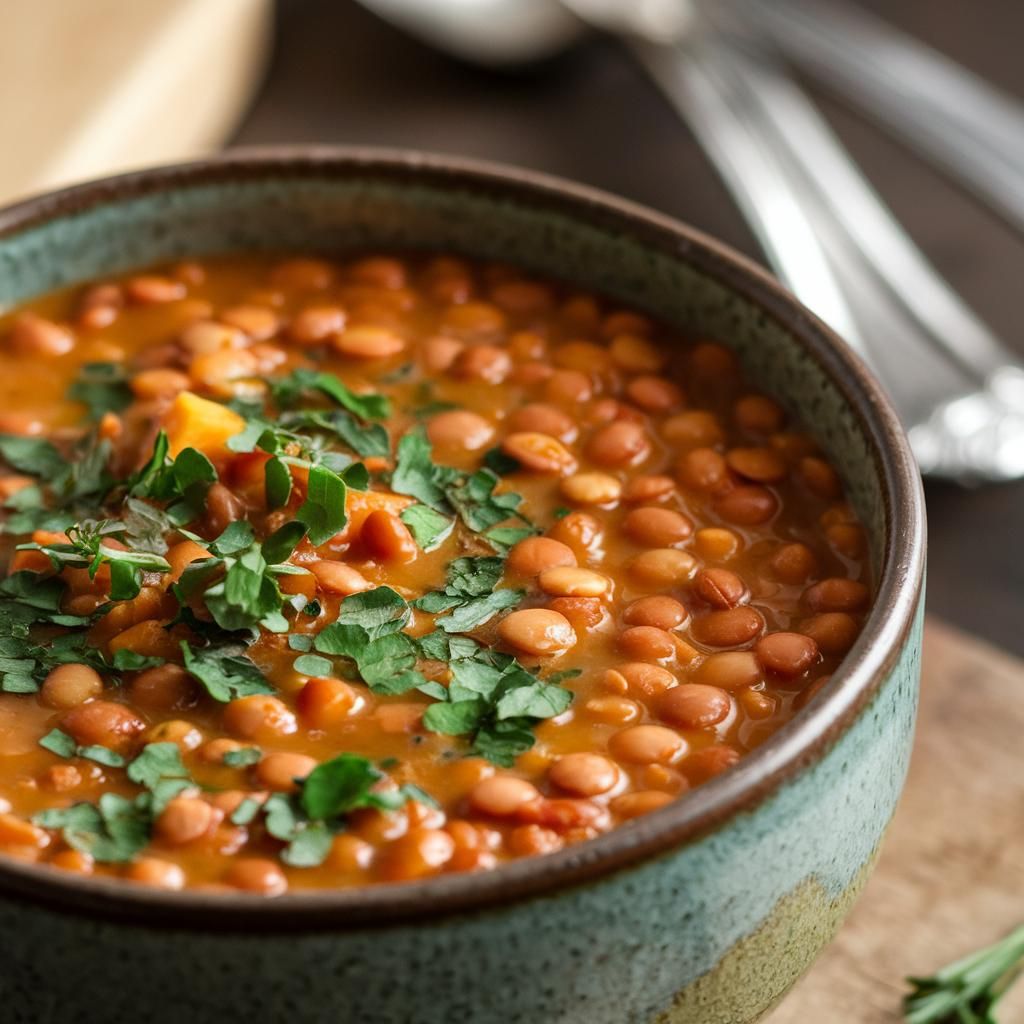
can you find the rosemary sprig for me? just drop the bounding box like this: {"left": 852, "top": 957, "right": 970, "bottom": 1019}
{"left": 904, "top": 925, "right": 1024, "bottom": 1023}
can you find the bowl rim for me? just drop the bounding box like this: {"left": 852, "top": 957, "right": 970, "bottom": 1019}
{"left": 0, "top": 146, "right": 925, "bottom": 931}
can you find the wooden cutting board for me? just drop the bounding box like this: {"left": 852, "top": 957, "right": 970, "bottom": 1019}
{"left": 767, "top": 618, "right": 1024, "bottom": 1021}
{"left": 0, "top": 0, "right": 271, "bottom": 205}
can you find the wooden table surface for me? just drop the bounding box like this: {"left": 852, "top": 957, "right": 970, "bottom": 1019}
{"left": 232, "top": 0, "right": 1024, "bottom": 657}
{"left": 766, "top": 619, "right": 1024, "bottom": 1021}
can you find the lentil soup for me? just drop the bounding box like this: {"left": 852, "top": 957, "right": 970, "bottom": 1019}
{"left": 0, "top": 253, "right": 872, "bottom": 895}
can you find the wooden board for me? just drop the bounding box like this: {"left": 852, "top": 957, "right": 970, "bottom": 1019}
{"left": 0, "top": 0, "right": 272, "bottom": 205}
{"left": 767, "top": 618, "right": 1024, "bottom": 1021}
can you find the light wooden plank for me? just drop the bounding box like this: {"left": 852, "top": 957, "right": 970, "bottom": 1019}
{"left": 768, "top": 617, "right": 1024, "bottom": 1021}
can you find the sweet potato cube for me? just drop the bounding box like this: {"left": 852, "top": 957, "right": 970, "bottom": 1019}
{"left": 161, "top": 391, "right": 245, "bottom": 460}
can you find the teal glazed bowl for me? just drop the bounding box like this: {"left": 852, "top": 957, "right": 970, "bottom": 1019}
{"left": 0, "top": 149, "right": 925, "bottom": 1024}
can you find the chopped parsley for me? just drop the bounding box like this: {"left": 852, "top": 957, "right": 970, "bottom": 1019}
{"left": 180, "top": 641, "right": 274, "bottom": 702}
{"left": 390, "top": 426, "right": 535, "bottom": 553}
{"left": 33, "top": 742, "right": 193, "bottom": 862}
{"left": 67, "top": 362, "right": 133, "bottom": 421}
{"left": 420, "top": 638, "right": 573, "bottom": 766}
{"left": 413, "top": 556, "right": 523, "bottom": 633}
{"left": 254, "top": 753, "right": 433, "bottom": 867}
{"left": 39, "top": 728, "right": 125, "bottom": 767}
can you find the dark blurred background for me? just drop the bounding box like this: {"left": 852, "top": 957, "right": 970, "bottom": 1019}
{"left": 233, "top": 0, "right": 1024, "bottom": 655}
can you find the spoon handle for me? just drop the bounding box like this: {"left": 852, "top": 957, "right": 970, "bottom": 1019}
{"left": 739, "top": 0, "right": 1024, "bottom": 236}
{"left": 631, "top": 33, "right": 1024, "bottom": 480}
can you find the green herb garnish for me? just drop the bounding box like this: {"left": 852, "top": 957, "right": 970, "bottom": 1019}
{"left": 67, "top": 362, "right": 133, "bottom": 421}
{"left": 180, "top": 640, "right": 274, "bottom": 702}
{"left": 25, "top": 519, "right": 170, "bottom": 601}
{"left": 256, "top": 753, "right": 432, "bottom": 867}
{"left": 39, "top": 728, "right": 125, "bottom": 767}
{"left": 904, "top": 925, "right": 1024, "bottom": 1023}
{"left": 34, "top": 742, "right": 193, "bottom": 862}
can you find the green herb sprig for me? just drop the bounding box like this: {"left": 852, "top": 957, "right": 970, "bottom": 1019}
{"left": 24, "top": 519, "right": 171, "bottom": 601}
{"left": 904, "top": 926, "right": 1024, "bottom": 1024}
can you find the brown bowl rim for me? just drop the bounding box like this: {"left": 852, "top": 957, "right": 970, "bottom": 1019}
{"left": 0, "top": 146, "right": 926, "bottom": 931}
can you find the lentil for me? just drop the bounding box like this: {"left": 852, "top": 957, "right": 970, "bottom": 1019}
{"left": 0, "top": 253, "right": 871, "bottom": 892}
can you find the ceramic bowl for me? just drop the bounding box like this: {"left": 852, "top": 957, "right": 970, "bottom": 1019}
{"left": 0, "top": 149, "right": 925, "bottom": 1024}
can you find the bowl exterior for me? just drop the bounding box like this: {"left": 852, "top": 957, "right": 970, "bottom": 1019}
{"left": 0, "top": 151, "right": 926, "bottom": 1024}
{"left": 0, "top": 602, "right": 921, "bottom": 1024}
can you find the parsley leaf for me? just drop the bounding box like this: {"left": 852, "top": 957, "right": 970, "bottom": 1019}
{"left": 68, "top": 362, "right": 133, "bottom": 421}
{"left": 269, "top": 368, "right": 390, "bottom": 421}
{"left": 0, "top": 434, "right": 68, "bottom": 478}
{"left": 391, "top": 428, "right": 454, "bottom": 511}
{"left": 252, "top": 754, "right": 432, "bottom": 868}
{"left": 399, "top": 503, "right": 454, "bottom": 552}
{"left": 39, "top": 728, "right": 126, "bottom": 767}
{"left": 295, "top": 463, "right": 347, "bottom": 545}
{"left": 180, "top": 640, "right": 274, "bottom": 702}
{"left": 222, "top": 746, "right": 262, "bottom": 768}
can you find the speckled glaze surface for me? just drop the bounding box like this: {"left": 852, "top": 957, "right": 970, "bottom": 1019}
{"left": 0, "top": 149, "right": 926, "bottom": 1024}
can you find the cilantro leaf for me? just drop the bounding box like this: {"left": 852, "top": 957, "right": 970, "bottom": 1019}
{"left": 471, "top": 721, "right": 540, "bottom": 768}
{"left": 263, "top": 520, "right": 308, "bottom": 564}
{"left": 495, "top": 681, "right": 573, "bottom": 720}
{"left": 125, "top": 742, "right": 190, "bottom": 790}
{"left": 419, "top": 644, "right": 575, "bottom": 766}
{"left": 210, "top": 521, "right": 255, "bottom": 556}
{"left": 415, "top": 631, "right": 481, "bottom": 662}
{"left": 77, "top": 744, "right": 126, "bottom": 768}
{"left": 128, "top": 434, "right": 217, "bottom": 525}
{"left": 122, "top": 497, "right": 174, "bottom": 554}
{"left": 281, "top": 821, "right": 334, "bottom": 867}
{"left": 39, "top": 728, "right": 126, "bottom": 767}
{"left": 299, "top": 753, "right": 381, "bottom": 820}
{"left": 35, "top": 792, "right": 152, "bottom": 863}
{"left": 422, "top": 700, "right": 485, "bottom": 735}
{"left": 412, "top": 557, "right": 521, "bottom": 633}
{"left": 314, "top": 589, "right": 424, "bottom": 695}
{"left": 330, "top": 587, "right": 410, "bottom": 640}
{"left": 447, "top": 468, "right": 528, "bottom": 534}
{"left": 26, "top": 519, "right": 171, "bottom": 601}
